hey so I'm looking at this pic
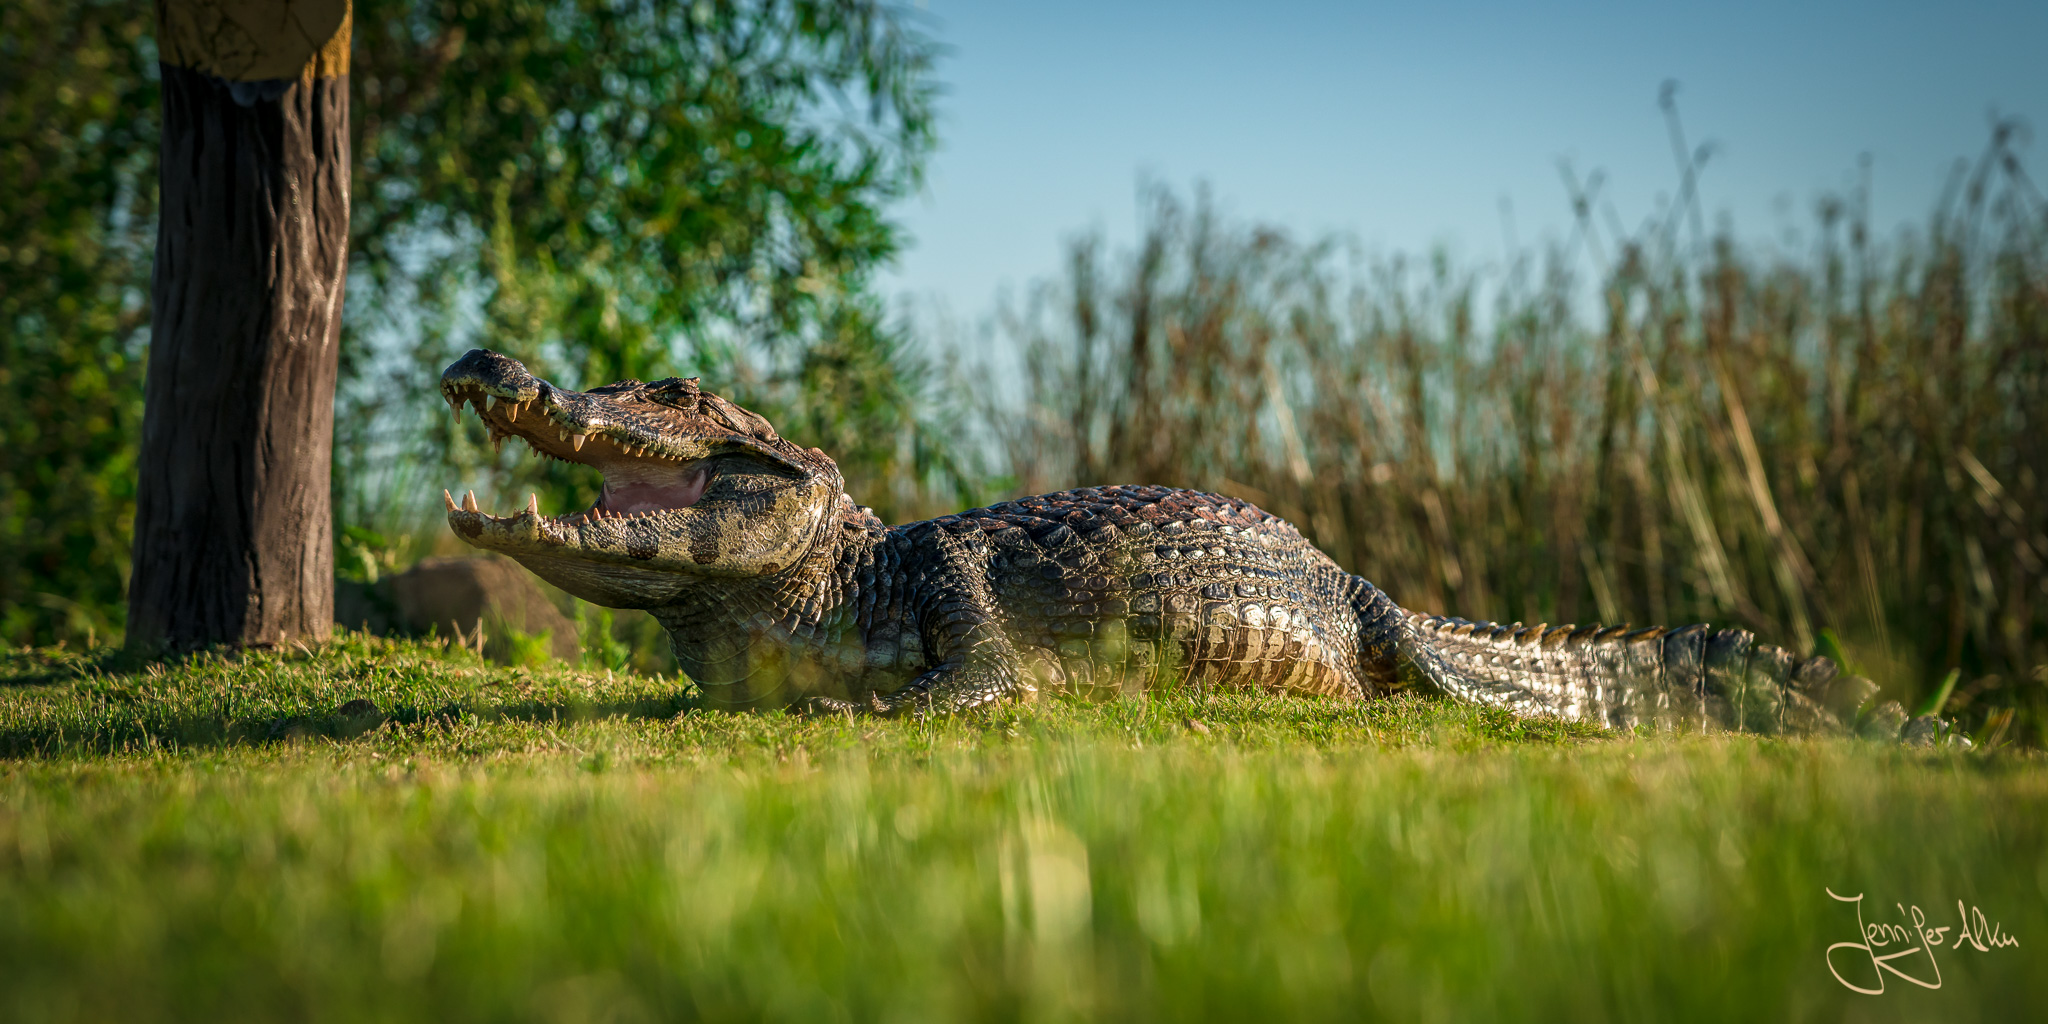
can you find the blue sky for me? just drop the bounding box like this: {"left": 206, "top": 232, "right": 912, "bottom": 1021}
{"left": 877, "top": 0, "right": 2048, "bottom": 322}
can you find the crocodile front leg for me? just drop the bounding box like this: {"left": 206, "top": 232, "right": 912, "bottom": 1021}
{"left": 884, "top": 524, "right": 1029, "bottom": 714}
{"left": 873, "top": 595, "right": 1023, "bottom": 715}
{"left": 807, "top": 528, "right": 1024, "bottom": 717}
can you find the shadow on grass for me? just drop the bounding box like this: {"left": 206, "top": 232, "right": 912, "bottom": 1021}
{"left": 0, "top": 643, "right": 325, "bottom": 689}
{"left": 0, "top": 692, "right": 706, "bottom": 761}
{"left": 0, "top": 647, "right": 150, "bottom": 689}
{"left": 0, "top": 668, "right": 83, "bottom": 689}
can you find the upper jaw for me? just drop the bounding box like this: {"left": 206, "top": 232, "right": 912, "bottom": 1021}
{"left": 437, "top": 348, "right": 818, "bottom": 527}
{"left": 438, "top": 347, "right": 801, "bottom": 473}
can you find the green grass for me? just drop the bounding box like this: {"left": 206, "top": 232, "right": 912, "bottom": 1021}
{"left": 3, "top": 635, "right": 2044, "bottom": 1021}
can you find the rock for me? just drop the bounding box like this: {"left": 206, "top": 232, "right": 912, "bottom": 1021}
{"left": 338, "top": 555, "right": 581, "bottom": 664}
{"left": 334, "top": 697, "right": 388, "bottom": 738}
{"left": 1790, "top": 655, "right": 1839, "bottom": 693}
{"left": 1858, "top": 699, "right": 1909, "bottom": 741}
{"left": 1900, "top": 714, "right": 1973, "bottom": 750}
{"left": 1820, "top": 675, "right": 1881, "bottom": 721}
{"left": 1780, "top": 689, "right": 1847, "bottom": 736}
{"left": 1900, "top": 715, "right": 1940, "bottom": 747}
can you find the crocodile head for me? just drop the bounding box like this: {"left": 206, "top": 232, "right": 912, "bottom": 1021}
{"left": 438, "top": 348, "right": 845, "bottom": 609}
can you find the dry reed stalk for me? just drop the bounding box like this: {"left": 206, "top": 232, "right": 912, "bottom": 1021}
{"left": 986, "top": 127, "right": 2047, "bottom": 742}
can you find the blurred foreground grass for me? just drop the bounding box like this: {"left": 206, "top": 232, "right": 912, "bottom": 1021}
{"left": 3, "top": 635, "right": 2044, "bottom": 1021}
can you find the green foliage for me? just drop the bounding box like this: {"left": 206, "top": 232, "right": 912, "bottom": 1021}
{"left": 575, "top": 604, "right": 634, "bottom": 672}
{"left": 352, "top": 0, "right": 939, "bottom": 381}
{"left": 2, "top": 640, "right": 2045, "bottom": 1019}
{"left": 339, "top": 0, "right": 973, "bottom": 540}
{"left": 1813, "top": 628, "right": 1862, "bottom": 678}
{"left": 2, "top": 0, "right": 966, "bottom": 643}
{"left": 333, "top": 526, "right": 416, "bottom": 585}
{"left": 495, "top": 622, "right": 560, "bottom": 669}
{"left": 1919, "top": 668, "right": 1963, "bottom": 719}
{"left": 0, "top": 2, "right": 158, "bottom": 645}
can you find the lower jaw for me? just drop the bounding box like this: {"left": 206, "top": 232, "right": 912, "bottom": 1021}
{"left": 494, "top": 546, "right": 694, "bottom": 609}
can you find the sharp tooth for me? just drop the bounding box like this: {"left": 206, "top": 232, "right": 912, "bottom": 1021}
{"left": 492, "top": 436, "right": 504, "bottom": 455}
{"left": 558, "top": 429, "right": 568, "bottom": 441}
{"left": 463, "top": 490, "right": 480, "bottom": 513}
{"left": 527, "top": 493, "right": 540, "bottom": 516}
{"left": 572, "top": 433, "right": 588, "bottom": 451}
{"left": 444, "top": 489, "right": 457, "bottom": 512}
{"left": 505, "top": 402, "right": 518, "bottom": 422}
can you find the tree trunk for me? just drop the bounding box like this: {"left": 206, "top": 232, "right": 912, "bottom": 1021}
{"left": 127, "top": 2, "right": 352, "bottom": 650}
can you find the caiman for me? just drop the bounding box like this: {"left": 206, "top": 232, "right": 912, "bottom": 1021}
{"left": 437, "top": 348, "right": 1947, "bottom": 741}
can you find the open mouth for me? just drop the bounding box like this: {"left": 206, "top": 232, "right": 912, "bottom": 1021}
{"left": 439, "top": 380, "right": 712, "bottom": 525}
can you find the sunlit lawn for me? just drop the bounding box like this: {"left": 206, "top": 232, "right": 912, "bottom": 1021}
{"left": 2, "top": 635, "right": 2042, "bottom": 1022}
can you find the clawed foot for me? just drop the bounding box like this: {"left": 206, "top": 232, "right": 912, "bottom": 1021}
{"left": 799, "top": 693, "right": 912, "bottom": 717}
{"left": 800, "top": 696, "right": 860, "bottom": 717}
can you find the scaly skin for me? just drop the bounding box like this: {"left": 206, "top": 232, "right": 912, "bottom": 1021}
{"left": 438, "top": 348, "right": 1944, "bottom": 738}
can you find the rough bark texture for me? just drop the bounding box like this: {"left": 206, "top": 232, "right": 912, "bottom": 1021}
{"left": 126, "top": 64, "right": 349, "bottom": 649}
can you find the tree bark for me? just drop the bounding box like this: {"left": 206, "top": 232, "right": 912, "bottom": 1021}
{"left": 127, "top": 2, "right": 351, "bottom": 650}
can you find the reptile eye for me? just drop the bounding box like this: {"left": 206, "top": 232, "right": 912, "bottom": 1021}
{"left": 645, "top": 377, "right": 702, "bottom": 410}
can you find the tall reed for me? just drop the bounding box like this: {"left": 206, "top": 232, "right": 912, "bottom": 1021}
{"left": 986, "top": 126, "right": 2048, "bottom": 743}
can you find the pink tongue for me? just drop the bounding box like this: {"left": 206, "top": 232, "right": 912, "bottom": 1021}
{"left": 601, "top": 468, "right": 709, "bottom": 514}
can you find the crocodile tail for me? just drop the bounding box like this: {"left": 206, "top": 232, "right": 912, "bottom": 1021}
{"left": 1394, "top": 611, "right": 1849, "bottom": 735}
